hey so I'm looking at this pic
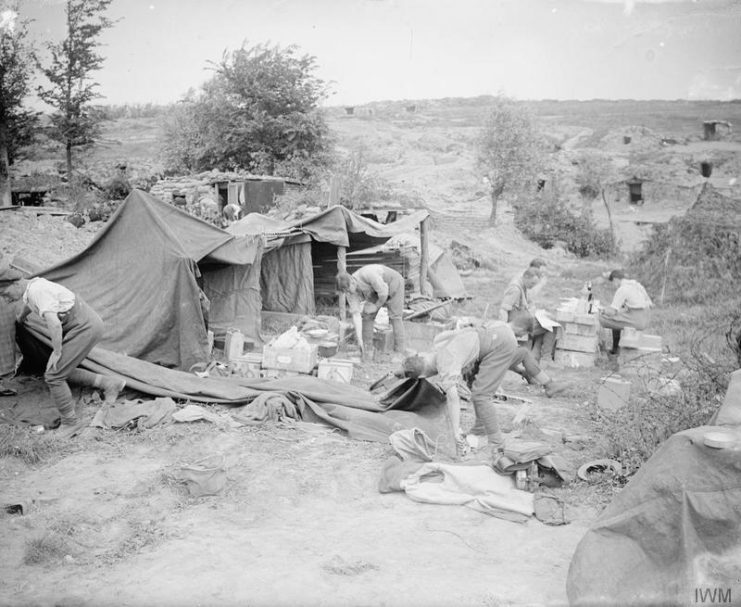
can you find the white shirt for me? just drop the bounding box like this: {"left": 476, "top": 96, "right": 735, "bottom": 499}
{"left": 610, "top": 279, "right": 652, "bottom": 311}
{"left": 23, "top": 278, "right": 75, "bottom": 317}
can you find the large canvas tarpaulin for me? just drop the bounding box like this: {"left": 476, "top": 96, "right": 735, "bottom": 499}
{"left": 567, "top": 425, "right": 741, "bottom": 606}
{"left": 39, "top": 190, "right": 263, "bottom": 370}
{"left": 16, "top": 320, "right": 450, "bottom": 446}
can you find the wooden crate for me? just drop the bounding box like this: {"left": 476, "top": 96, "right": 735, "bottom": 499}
{"left": 558, "top": 333, "right": 599, "bottom": 353}
{"left": 562, "top": 321, "right": 599, "bottom": 337}
{"left": 554, "top": 349, "right": 595, "bottom": 368}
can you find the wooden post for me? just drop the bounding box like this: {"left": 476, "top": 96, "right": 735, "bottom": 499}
{"left": 419, "top": 217, "right": 429, "bottom": 295}
{"left": 328, "top": 175, "right": 340, "bottom": 208}
{"left": 660, "top": 247, "right": 671, "bottom": 306}
{"left": 337, "top": 246, "right": 347, "bottom": 322}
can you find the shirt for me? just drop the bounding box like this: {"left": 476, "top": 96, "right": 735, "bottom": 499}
{"left": 500, "top": 276, "right": 531, "bottom": 314}
{"left": 432, "top": 328, "right": 481, "bottom": 392}
{"left": 610, "top": 279, "right": 652, "bottom": 311}
{"left": 23, "top": 277, "right": 75, "bottom": 317}
{"left": 347, "top": 265, "right": 391, "bottom": 315}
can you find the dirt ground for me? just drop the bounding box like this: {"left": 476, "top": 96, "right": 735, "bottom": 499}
{"left": 0, "top": 353, "right": 609, "bottom": 607}
{"left": 6, "top": 99, "right": 716, "bottom": 605}
{"left": 0, "top": 199, "right": 624, "bottom": 607}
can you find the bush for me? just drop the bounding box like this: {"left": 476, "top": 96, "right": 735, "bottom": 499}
{"left": 513, "top": 197, "right": 615, "bottom": 258}
{"left": 629, "top": 219, "right": 740, "bottom": 305}
{"left": 589, "top": 302, "right": 740, "bottom": 474}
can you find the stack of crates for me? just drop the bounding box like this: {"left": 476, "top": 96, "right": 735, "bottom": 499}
{"left": 554, "top": 303, "right": 599, "bottom": 368}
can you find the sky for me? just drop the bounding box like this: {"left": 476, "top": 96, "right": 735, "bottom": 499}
{"left": 15, "top": 0, "right": 741, "bottom": 107}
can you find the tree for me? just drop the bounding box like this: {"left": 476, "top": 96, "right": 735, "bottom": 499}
{"left": 37, "top": 0, "right": 113, "bottom": 180}
{"left": 162, "top": 42, "right": 332, "bottom": 181}
{"left": 574, "top": 150, "right": 618, "bottom": 249}
{"left": 476, "top": 96, "right": 542, "bottom": 225}
{"left": 0, "top": 2, "right": 38, "bottom": 205}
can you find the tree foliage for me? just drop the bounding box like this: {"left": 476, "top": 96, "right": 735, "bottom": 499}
{"left": 161, "top": 42, "right": 332, "bottom": 181}
{"left": 475, "top": 96, "right": 543, "bottom": 225}
{"left": 513, "top": 176, "right": 616, "bottom": 258}
{"left": 0, "top": 2, "right": 39, "bottom": 204}
{"left": 37, "top": 0, "right": 113, "bottom": 178}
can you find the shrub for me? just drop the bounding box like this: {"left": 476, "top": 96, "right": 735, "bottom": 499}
{"left": 629, "top": 219, "right": 740, "bottom": 305}
{"left": 589, "top": 302, "right": 740, "bottom": 474}
{"left": 513, "top": 196, "right": 615, "bottom": 258}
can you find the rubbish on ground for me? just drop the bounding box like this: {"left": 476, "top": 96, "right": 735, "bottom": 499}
{"left": 577, "top": 459, "right": 623, "bottom": 482}
{"left": 167, "top": 455, "right": 227, "bottom": 497}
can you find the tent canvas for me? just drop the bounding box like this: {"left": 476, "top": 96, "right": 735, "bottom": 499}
{"left": 40, "top": 189, "right": 263, "bottom": 370}
{"left": 228, "top": 205, "right": 466, "bottom": 314}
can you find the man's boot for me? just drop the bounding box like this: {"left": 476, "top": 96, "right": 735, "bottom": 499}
{"left": 69, "top": 369, "right": 126, "bottom": 404}
{"left": 48, "top": 382, "right": 76, "bottom": 424}
{"left": 610, "top": 329, "right": 622, "bottom": 356}
{"left": 389, "top": 318, "right": 405, "bottom": 363}
{"left": 361, "top": 317, "right": 375, "bottom": 362}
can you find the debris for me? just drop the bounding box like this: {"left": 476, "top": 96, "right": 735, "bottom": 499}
{"left": 577, "top": 459, "right": 623, "bottom": 482}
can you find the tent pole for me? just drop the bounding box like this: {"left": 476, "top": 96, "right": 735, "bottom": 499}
{"left": 419, "top": 217, "right": 429, "bottom": 295}
{"left": 338, "top": 246, "right": 347, "bottom": 322}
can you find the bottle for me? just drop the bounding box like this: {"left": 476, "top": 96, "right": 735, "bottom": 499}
{"left": 586, "top": 281, "right": 594, "bottom": 314}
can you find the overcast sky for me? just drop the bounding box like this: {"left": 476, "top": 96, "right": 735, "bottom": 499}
{"left": 19, "top": 0, "right": 741, "bottom": 107}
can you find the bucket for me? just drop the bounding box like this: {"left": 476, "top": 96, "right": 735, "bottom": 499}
{"left": 224, "top": 328, "right": 245, "bottom": 361}
{"left": 317, "top": 359, "right": 354, "bottom": 383}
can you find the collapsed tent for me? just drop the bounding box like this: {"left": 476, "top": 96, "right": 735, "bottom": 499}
{"left": 228, "top": 205, "right": 467, "bottom": 315}
{"left": 567, "top": 425, "right": 741, "bottom": 606}
{"left": 39, "top": 190, "right": 263, "bottom": 370}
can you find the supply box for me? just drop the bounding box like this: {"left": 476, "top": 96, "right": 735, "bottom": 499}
{"left": 231, "top": 353, "right": 262, "bottom": 378}
{"left": 262, "top": 343, "right": 318, "bottom": 374}
{"left": 317, "top": 359, "right": 354, "bottom": 383}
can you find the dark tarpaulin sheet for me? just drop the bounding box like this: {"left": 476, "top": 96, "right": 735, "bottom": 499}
{"left": 18, "top": 323, "right": 449, "bottom": 445}
{"left": 567, "top": 426, "right": 741, "bottom": 607}
{"left": 259, "top": 242, "right": 316, "bottom": 315}
{"left": 37, "top": 190, "right": 262, "bottom": 370}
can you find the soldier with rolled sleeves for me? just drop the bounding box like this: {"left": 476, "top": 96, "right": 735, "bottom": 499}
{"left": 598, "top": 269, "right": 653, "bottom": 356}
{"left": 336, "top": 264, "right": 406, "bottom": 362}
{"left": 1, "top": 275, "right": 125, "bottom": 436}
{"left": 395, "top": 312, "right": 539, "bottom": 461}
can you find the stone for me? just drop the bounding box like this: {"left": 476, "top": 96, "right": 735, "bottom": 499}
{"left": 597, "top": 376, "right": 632, "bottom": 411}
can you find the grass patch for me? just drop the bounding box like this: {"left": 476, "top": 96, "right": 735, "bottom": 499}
{"left": 23, "top": 532, "right": 74, "bottom": 565}
{"left": 0, "top": 424, "right": 67, "bottom": 465}
{"left": 588, "top": 299, "right": 739, "bottom": 474}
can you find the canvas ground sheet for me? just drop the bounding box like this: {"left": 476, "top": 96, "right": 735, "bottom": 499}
{"left": 567, "top": 425, "right": 741, "bottom": 606}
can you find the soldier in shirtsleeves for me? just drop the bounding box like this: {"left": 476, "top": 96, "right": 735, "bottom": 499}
{"left": 598, "top": 269, "right": 653, "bottom": 356}
{"left": 498, "top": 266, "right": 549, "bottom": 363}
{"left": 336, "top": 264, "right": 406, "bottom": 362}
{"left": 1, "top": 274, "right": 125, "bottom": 436}
{"left": 394, "top": 312, "right": 567, "bottom": 461}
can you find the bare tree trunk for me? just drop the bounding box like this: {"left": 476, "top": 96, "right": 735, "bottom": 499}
{"left": 0, "top": 121, "right": 11, "bottom": 206}
{"left": 600, "top": 188, "right": 616, "bottom": 250}
{"left": 488, "top": 183, "right": 504, "bottom": 226}
{"left": 66, "top": 140, "right": 73, "bottom": 183}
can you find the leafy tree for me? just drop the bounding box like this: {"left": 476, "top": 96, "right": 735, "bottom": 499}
{"left": 0, "top": 2, "right": 38, "bottom": 205}
{"left": 475, "top": 96, "right": 542, "bottom": 225}
{"left": 162, "top": 42, "right": 332, "bottom": 181}
{"left": 37, "top": 0, "right": 114, "bottom": 180}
